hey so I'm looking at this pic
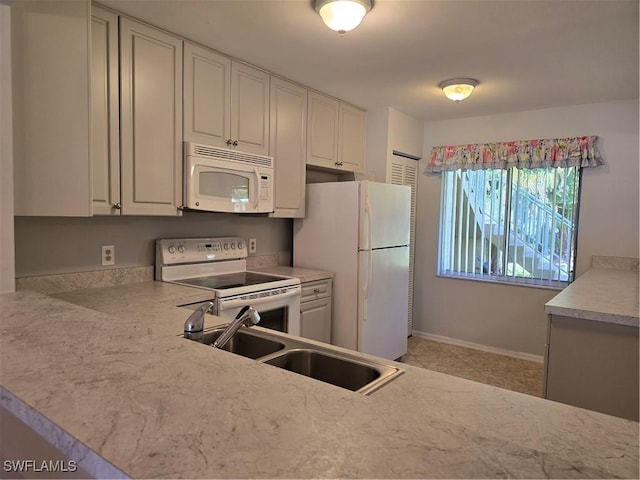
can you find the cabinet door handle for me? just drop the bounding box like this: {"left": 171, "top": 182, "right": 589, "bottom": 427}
{"left": 112, "top": 202, "right": 121, "bottom": 210}
{"left": 232, "top": 140, "right": 239, "bottom": 147}
{"left": 226, "top": 139, "right": 233, "bottom": 146}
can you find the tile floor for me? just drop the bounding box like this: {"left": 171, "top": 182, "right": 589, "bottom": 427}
{"left": 402, "top": 336, "right": 544, "bottom": 397}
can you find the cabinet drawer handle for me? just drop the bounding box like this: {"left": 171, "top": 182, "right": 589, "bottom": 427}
{"left": 313, "top": 288, "right": 320, "bottom": 293}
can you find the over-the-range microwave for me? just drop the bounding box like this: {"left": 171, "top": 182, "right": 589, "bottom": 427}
{"left": 184, "top": 142, "right": 274, "bottom": 214}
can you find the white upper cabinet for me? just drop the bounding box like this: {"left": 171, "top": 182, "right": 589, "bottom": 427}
{"left": 338, "top": 103, "right": 366, "bottom": 171}
{"left": 269, "top": 77, "right": 308, "bottom": 218}
{"left": 119, "top": 17, "right": 183, "bottom": 216}
{"left": 307, "top": 91, "right": 365, "bottom": 172}
{"left": 231, "top": 61, "right": 270, "bottom": 155}
{"left": 12, "top": 0, "right": 92, "bottom": 216}
{"left": 183, "top": 42, "right": 231, "bottom": 147}
{"left": 91, "top": 5, "right": 120, "bottom": 215}
{"left": 307, "top": 91, "right": 339, "bottom": 168}
{"left": 184, "top": 43, "right": 269, "bottom": 155}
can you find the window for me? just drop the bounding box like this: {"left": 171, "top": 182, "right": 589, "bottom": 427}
{"left": 438, "top": 167, "right": 581, "bottom": 287}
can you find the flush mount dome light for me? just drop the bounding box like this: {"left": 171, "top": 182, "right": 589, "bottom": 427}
{"left": 438, "top": 78, "right": 479, "bottom": 102}
{"left": 315, "top": 0, "right": 372, "bottom": 35}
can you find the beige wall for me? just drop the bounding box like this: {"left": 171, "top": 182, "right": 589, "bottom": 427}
{"left": 15, "top": 213, "right": 292, "bottom": 277}
{"left": 415, "top": 100, "right": 639, "bottom": 356}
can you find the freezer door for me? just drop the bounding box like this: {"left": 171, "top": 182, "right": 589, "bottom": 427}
{"left": 358, "top": 246, "right": 409, "bottom": 360}
{"left": 359, "top": 182, "right": 411, "bottom": 250}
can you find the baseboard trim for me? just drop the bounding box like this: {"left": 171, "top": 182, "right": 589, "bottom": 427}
{"left": 411, "top": 330, "right": 544, "bottom": 363}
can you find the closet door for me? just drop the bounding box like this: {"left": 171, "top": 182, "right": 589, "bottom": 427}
{"left": 390, "top": 156, "right": 418, "bottom": 336}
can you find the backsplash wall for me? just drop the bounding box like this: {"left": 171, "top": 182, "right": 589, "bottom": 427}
{"left": 14, "top": 212, "right": 292, "bottom": 277}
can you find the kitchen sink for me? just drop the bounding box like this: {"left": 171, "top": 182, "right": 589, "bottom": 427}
{"left": 184, "top": 325, "right": 403, "bottom": 395}
{"left": 264, "top": 349, "right": 383, "bottom": 392}
{"left": 199, "top": 328, "right": 286, "bottom": 359}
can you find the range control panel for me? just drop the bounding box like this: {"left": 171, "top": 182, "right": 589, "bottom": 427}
{"left": 156, "top": 237, "right": 248, "bottom": 265}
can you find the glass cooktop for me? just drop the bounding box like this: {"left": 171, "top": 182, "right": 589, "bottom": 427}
{"left": 177, "top": 272, "right": 288, "bottom": 290}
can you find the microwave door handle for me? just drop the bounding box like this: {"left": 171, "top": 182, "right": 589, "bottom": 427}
{"left": 253, "top": 168, "right": 260, "bottom": 210}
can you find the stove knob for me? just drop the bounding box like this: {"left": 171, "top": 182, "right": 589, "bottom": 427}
{"left": 223, "top": 243, "right": 229, "bottom": 250}
{"left": 177, "top": 245, "right": 185, "bottom": 253}
{"left": 230, "top": 243, "right": 236, "bottom": 250}
{"left": 168, "top": 246, "right": 176, "bottom": 254}
{"left": 237, "top": 242, "right": 244, "bottom": 250}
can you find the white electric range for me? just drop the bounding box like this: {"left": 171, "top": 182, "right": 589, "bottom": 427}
{"left": 155, "top": 237, "right": 301, "bottom": 335}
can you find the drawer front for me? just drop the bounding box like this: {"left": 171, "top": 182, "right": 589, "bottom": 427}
{"left": 300, "top": 278, "right": 332, "bottom": 303}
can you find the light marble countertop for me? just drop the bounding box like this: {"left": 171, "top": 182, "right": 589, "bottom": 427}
{"left": 1, "top": 282, "right": 638, "bottom": 479}
{"left": 254, "top": 265, "right": 333, "bottom": 283}
{"left": 545, "top": 266, "right": 639, "bottom": 327}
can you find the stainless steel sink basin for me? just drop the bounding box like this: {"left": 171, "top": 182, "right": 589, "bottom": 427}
{"left": 264, "top": 348, "right": 399, "bottom": 394}
{"left": 199, "top": 328, "right": 286, "bottom": 359}
{"left": 183, "top": 325, "right": 403, "bottom": 395}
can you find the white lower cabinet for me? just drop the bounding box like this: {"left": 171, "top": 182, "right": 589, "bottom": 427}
{"left": 299, "top": 279, "right": 332, "bottom": 344}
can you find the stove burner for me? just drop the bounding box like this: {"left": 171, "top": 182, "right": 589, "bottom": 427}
{"left": 177, "top": 271, "right": 288, "bottom": 290}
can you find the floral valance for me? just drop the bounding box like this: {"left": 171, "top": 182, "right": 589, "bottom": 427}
{"left": 425, "top": 135, "right": 603, "bottom": 173}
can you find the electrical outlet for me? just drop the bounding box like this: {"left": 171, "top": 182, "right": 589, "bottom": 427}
{"left": 101, "top": 245, "right": 115, "bottom": 266}
{"left": 248, "top": 238, "right": 257, "bottom": 254}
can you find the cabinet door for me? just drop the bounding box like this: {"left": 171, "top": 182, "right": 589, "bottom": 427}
{"left": 269, "top": 77, "right": 307, "bottom": 218}
{"left": 91, "top": 6, "right": 120, "bottom": 215}
{"left": 307, "top": 91, "right": 339, "bottom": 169}
{"left": 11, "top": 0, "right": 91, "bottom": 216}
{"left": 120, "top": 18, "right": 183, "bottom": 215}
{"left": 231, "top": 61, "right": 270, "bottom": 155}
{"left": 338, "top": 103, "right": 366, "bottom": 171}
{"left": 300, "top": 297, "right": 332, "bottom": 344}
{"left": 183, "top": 42, "right": 231, "bottom": 147}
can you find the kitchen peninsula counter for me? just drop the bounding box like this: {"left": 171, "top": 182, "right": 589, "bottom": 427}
{"left": 1, "top": 282, "right": 638, "bottom": 479}
{"left": 544, "top": 257, "right": 639, "bottom": 327}
{"left": 543, "top": 256, "right": 639, "bottom": 421}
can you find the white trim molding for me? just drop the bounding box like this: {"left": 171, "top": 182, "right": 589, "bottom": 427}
{"left": 411, "top": 330, "right": 544, "bottom": 363}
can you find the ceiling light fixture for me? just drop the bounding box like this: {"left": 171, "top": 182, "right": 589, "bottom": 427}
{"left": 438, "top": 78, "right": 479, "bottom": 102}
{"left": 315, "top": 0, "right": 372, "bottom": 35}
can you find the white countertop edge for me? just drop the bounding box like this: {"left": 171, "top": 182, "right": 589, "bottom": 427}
{"left": 544, "top": 304, "right": 639, "bottom": 327}
{"left": 0, "top": 386, "right": 130, "bottom": 479}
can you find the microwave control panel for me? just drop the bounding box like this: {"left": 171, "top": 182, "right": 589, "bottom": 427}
{"left": 260, "top": 174, "right": 270, "bottom": 200}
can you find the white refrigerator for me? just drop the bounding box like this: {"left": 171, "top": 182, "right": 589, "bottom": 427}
{"left": 293, "top": 181, "right": 411, "bottom": 360}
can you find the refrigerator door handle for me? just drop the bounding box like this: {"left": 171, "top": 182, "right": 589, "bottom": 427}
{"left": 365, "top": 195, "right": 373, "bottom": 250}
{"left": 362, "top": 249, "right": 370, "bottom": 320}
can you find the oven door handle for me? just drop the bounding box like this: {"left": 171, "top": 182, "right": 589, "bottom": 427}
{"left": 218, "top": 288, "right": 300, "bottom": 310}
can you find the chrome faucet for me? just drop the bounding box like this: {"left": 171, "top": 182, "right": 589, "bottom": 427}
{"left": 183, "top": 301, "right": 214, "bottom": 341}
{"left": 213, "top": 306, "right": 261, "bottom": 349}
